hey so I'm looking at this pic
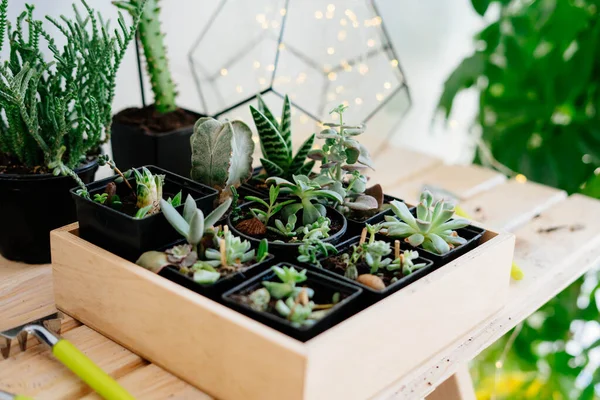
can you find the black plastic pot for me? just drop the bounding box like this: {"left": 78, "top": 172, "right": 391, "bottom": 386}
{"left": 0, "top": 159, "right": 98, "bottom": 264}
{"left": 222, "top": 263, "right": 362, "bottom": 341}
{"left": 159, "top": 253, "right": 275, "bottom": 301}
{"left": 71, "top": 165, "right": 218, "bottom": 261}
{"left": 312, "top": 235, "right": 434, "bottom": 302}
{"left": 110, "top": 109, "right": 201, "bottom": 178}
{"left": 239, "top": 166, "right": 269, "bottom": 199}
{"left": 344, "top": 194, "right": 411, "bottom": 239}
{"left": 227, "top": 202, "right": 347, "bottom": 260}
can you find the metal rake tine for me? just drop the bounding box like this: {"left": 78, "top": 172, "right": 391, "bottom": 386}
{"left": 43, "top": 318, "right": 62, "bottom": 336}
{"left": 0, "top": 337, "right": 11, "bottom": 359}
{"left": 17, "top": 330, "right": 28, "bottom": 352}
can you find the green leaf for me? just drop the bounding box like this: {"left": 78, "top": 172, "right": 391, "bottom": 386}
{"left": 250, "top": 105, "right": 290, "bottom": 168}
{"left": 345, "top": 147, "right": 359, "bottom": 164}
{"left": 134, "top": 204, "right": 152, "bottom": 219}
{"left": 260, "top": 157, "right": 285, "bottom": 177}
{"left": 224, "top": 120, "right": 255, "bottom": 196}
{"left": 190, "top": 118, "right": 234, "bottom": 191}
{"left": 471, "top": 0, "right": 492, "bottom": 16}
{"left": 169, "top": 190, "right": 182, "bottom": 207}
{"left": 289, "top": 134, "right": 315, "bottom": 175}
{"left": 279, "top": 95, "right": 292, "bottom": 150}
{"left": 205, "top": 197, "right": 232, "bottom": 228}
{"left": 188, "top": 209, "right": 205, "bottom": 246}
{"left": 160, "top": 198, "right": 190, "bottom": 237}
{"left": 437, "top": 52, "right": 486, "bottom": 119}
{"left": 256, "top": 94, "right": 279, "bottom": 133}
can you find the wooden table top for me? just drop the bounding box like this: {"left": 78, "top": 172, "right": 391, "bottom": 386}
{"left": 1, "top": 146, "right": 598, "bottom": 399}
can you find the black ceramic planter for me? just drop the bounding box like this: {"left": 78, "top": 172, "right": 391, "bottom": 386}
{"left": 110, "top": 109, "right": 201, "bottom": 178}
{"left": 227, "top": 202, "right": 347, "bottom": 260}
{"left": 222, "top": 263, "right": 362, "bottom": 341}
{"left": 344, "top": 194, "right": 412, "bottom": 239}
{"left": 71, "top": 165, "right": 218, "bottom": 261}
{"left": 312, "top": 235, "right": 434, "bottom": 302}
{"left": 0, "top": 159, "right": 98, "bottom": 264}
{"left": 159, "top": 253, "right": 275, "bottom": 301}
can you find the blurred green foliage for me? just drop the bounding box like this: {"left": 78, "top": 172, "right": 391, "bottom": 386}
{"left": 438, "top": 0, "right": 600, "bottom": 398}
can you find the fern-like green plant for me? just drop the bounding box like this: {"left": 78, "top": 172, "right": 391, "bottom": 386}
{"left": 250, "top": 94, "right": 315, "bottom": 179}
{"left": 113, "top": 0, "right": 176, "bottom": 113}
{"left": 0, "top": 0, "right": 143, "bottom": 193}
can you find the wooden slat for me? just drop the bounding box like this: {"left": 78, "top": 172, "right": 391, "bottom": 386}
{"left": 387, "top": 164, "right": 506, "bottom": 204}
{"left": 0, "top": 325, "right": 146, "bottom": 399}
{"left": 0, "top": 258, "right": 55, "bottom": 332}
{"left": 370, "top": 146, "right": 442, "bottom": 189}
{"left": 81, "top": 364, "right": 212, "bottom": 400}
{"left": 426, "top": 365, "right": 476, "bottom": 400}
{"left": 376, "top": 194, "right": 600, "bottom": 399}
{"left": 459, "top": 179, "right": 567, "bottom": 232}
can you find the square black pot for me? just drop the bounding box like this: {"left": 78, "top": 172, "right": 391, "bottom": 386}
{"left": 110, "top": 109, "right": 201, "bottom": 178}
{"left": 343, "top": 194, "right": 412, "bottom": 240}
{"left": 222, "top": 263, "right": 362, "bottom": 342}
{"left": 71, "top": 165, "right": 218, "bottom": 261}
{"left": 159, "top": 253, "right": 275, "bottom": 301}
{"left": 239, "top": 166, "right": 269, "bottom": 199}
{"left": 310, "top": 235, "right": 435, "bottom": 303}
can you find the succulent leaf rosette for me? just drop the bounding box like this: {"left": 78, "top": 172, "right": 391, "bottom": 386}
{"left": 134, "top": 167, "right": 165, "bottom": 217}
{"left": 383, "top": 191, "right": 469, "bottom": 255}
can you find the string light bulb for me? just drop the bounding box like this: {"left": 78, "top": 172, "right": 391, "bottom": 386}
{"left": 315, "top": 11, "right": 323, "bottom": 19}
{"left": 515, "top": 174, "right": 527, "bottom": 183}
{"left": 220, "top": 68, "right": 228, "bottom": 76}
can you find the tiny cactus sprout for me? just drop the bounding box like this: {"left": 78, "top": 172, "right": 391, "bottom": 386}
{"left": 382, "top": 190, "right": 470, "bottom": 255}
{"left": 250, "top": 94, "right": 316, "bottom": 180}
{"left": 134, "top": 167, "right": 165, "bottom": 218}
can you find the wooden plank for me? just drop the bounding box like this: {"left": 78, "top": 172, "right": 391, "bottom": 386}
{"left": 0, "top": 258, "right": 55, "bottom": 332}
{"left": 81, "top": 364, "right": 212, "bottom": 400}
{"left": 375, "top": 194, "right": 600, "bottom": 399}
{"left": 51, "top": 227, "right": 308, "bottom": 400}
{"left": 459, "top": 179, "right": 567, "bottom": 232}
{"left": 387, "top": 164, "right": 506, "bottom": 204}
{"left": 369, "top": 146, "right": 442, "bottom": 189}
{"left": 426, "top": 365, "right": 476, "bottom": 400}
{"left": 0, "top": 325, "right": 145, "bottom": 399}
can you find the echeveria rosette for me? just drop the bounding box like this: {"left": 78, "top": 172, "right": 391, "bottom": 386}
{"left": 266, "top": 175, "right": 343, "bottom": 226}
{"left": 382, "top": 191, "right": 469, "bottom": 255}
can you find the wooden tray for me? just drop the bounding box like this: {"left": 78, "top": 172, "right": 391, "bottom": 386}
{"left": 50, "top": 222, "right": 514, "bottom": 400}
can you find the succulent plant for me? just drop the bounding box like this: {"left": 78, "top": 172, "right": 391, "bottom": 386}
{"left": 205, "top": 229, "right": 256, "bottom": 268}
{"left": 134, "top": 167, "right": 164, "bottom": 218}
{"left": 165, "top": 244, "right": 197, "bottom": 268}
{"left": 387, "top": 250, "right": 428, "bottom": 276}
{"left": 190, "top": 117, "right": 255, "bottom": 201}
{"left": 297, "top": 236, "right": 338, "bottom": 267}
{"left": 246, "top": 185, "right": 295, "bottom": 227}
{"left": 364, "top": 240, "right": 393, "bottom": 274}
{"left": 269, "top": 214, "right": 298, "bottom": 238}
{"left": 382, "top": 191, "right": 469, "bottom": 255}
{"left": 250, "top": 94, "right": 315, "bottom": 179}
{"left": 160, "top": 194, "right": 232, "bottom": 252}
{"left": 113, "top": 0, "right": 177, "bottom": 113}
{"left": 262, "top": 265, "right": 309, "bottom": 300}
{"left": 266, "top": 175, "right": 343, "bottom": 226}
{"left": 297, "top": 216, "right": 332, "bottom": 241}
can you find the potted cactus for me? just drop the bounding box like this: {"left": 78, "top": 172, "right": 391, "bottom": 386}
{"left": 72, "top": 161, "right": 217, "bottom": 261}
{"left": 0, "top": 0, "right": 143, "bottom": 263}
{"left": 223, "top": 264, "right": 362, "bottom": 341}
{"left": 381, "top": 191, "right": 485, "bottom": 265}
{"left": 111, "top": 0, "right": 200, "bottom": 176}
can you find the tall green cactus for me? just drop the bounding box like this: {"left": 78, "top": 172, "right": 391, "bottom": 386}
{"left": 114, "top": 0, "right": 177, "bottom": 113}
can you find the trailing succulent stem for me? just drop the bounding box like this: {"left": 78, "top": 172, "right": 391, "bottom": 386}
{"left": 382, "top": 190, "right": 469, "bottom": 255}
{"left": 250, "top": 94, "right": 315, "bottom": 180}
{"left": 0, "top": 0, "right": 143, "bottom": 173}
{"left": 114, "top": 0, "right": 177, "bottom": 113}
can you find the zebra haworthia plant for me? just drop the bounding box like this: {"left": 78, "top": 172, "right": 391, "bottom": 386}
{"left": 250, "top": 95, "right": 316, "bottom": 180}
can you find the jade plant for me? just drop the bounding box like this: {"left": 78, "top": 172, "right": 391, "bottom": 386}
{"left": 137, "top": 195, "right": 268, "bottom": 285}
{"left": 265, "top": 175, "right": 343, "bottom": 226}
{"left": 190, "top": 117, "right": 254, "bottom": 201}
{"left": 0, "top": 0, "right": 143, "bottom": 192}
{"left": 382, "top": 190, "right": 469, "bottom": 255}
{"left": 250, "top": 95, "right": 315, "bottom": 179}
{"left": 308, "top": 105, "right": 379, "bottom": 214}
{"left": 113, "top": 0, "right": 177, "bottom": 113}
{"left": 244, "top": 266, "right": 340, "bottom": 327}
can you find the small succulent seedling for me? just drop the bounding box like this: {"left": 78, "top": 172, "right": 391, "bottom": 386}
{"left": 246, "top": 185, "right": 295, "bottom": 227}
{"left": 269, "top": 214, "right": 298, "bottom": 238}
{"left": 297, "top": 236, "right": 338, "bottom": 267}
{"left": 205, "top": 229, "right": 256, "bottom": 269}
{"left": 262, "top": 265, "right": 309, "bottom": 299}
{"left": 297, "top": 216, "right": 332, "bottom": 241}
{"left": 387, "top": 248, "right": 428, "bottom": 276}
{"left": 134, "top": 167, "right": 165, "bottom": 218}
{"left": 266, "top": 175, "right": 343, "bottom": 226}
{"left": 382, "top": 190, "right": 469, "bottom": 254}
{"left": 190, "top": 118, "right": 254, "bottom": 201}
{"left": 250, "top": 94, "right": 315, "bottom": 179}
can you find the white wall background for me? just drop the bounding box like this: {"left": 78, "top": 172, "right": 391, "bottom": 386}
{"left": 6, "top": 0, "right": 487, "bottom": 165}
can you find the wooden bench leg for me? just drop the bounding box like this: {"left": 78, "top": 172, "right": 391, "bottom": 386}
{"left": 426, "top": 365, "right": 476, "bottom": 400}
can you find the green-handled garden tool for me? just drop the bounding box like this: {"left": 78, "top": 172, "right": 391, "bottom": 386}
{"left": 0, "top": 313, "right": 134, "bottom": 400}
{"left": 0, "top": 389, "right": 33, "bottom": 400}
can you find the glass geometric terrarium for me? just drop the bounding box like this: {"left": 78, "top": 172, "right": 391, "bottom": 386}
{"left": 189, "top": 0, "right": 410, "bottom": 153}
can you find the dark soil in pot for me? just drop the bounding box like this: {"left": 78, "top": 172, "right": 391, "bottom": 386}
{"left": 343, "top": 194, "right": 412, "bottom": 239}
{"left": 0, "top": 158, "right": 99, "bottom": 264}
{"left": 315, "top": 235, "right": 434, "bottom": 302}
{"left": 222, "top": 263, "right": 362, "bottom": 341}
{"left": 72, "top": 165, "right": 217, "bottom": 262}
{"left": 111, "top": 105, "right": 202, "bottom": 177}
{"left": 227, "top": 202, "right": 347, "bottom": 259}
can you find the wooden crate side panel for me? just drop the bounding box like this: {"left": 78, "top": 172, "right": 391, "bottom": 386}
{"left": 304, "top": 233, "right": 515, "bottom": 400}
{"left": 51, "top": 230, "right": 307, "bottom": 400}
